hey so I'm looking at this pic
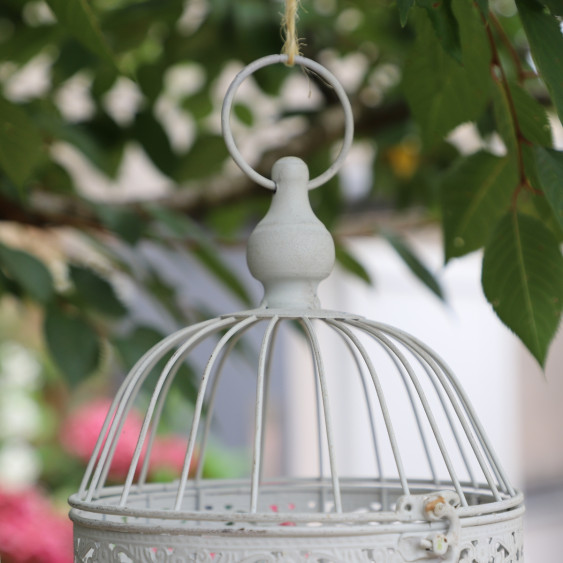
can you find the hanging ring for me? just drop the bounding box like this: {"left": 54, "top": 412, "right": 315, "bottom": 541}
{"left": 221, "top": 54, "right": 354, "bottom": 190}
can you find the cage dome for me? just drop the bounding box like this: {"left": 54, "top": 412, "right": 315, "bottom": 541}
{"left": 69, "top": 56, "right": 524, "bottom": 563}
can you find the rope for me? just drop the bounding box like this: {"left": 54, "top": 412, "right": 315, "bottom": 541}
{"left": 281, "top": 0, "right": 301, "bottom": 66}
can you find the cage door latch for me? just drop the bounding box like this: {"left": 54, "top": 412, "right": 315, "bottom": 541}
{"left": 396, "top": 491, "right": 461, "bottom": 562}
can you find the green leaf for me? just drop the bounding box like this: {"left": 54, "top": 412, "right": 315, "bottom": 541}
{"left": 335, "top": 243, "right": 372, "bottom": 284}
{"left": 492, "top": 80, "right": 517, "bottom": 154}
{"left": 441, "top": 151, "right": 518, "bottom": 260}
{"left": 192, "top": 245, "right": 253, "bottom": 307}
{"left": 383, "top": 231, "right": 445, "bottom": 300}
{"left": 398, "top": 0, "right": 415, "bottom": 26}
{"left": 519, "top": 145, "right": 562, "bottom": 241}
{"left": 516, "top": 0, "right": 563, "bottom": 124}
{"left": 0, "top": 244, "right": 54, "bottom": 303}
{"left": 416, "top": 0, "right": 462, "bottom": 62}
{"left": 511, "top": 83, "right": 552, "bottom": 147}
{"left": 0, "top": 26, "right": 61, "bottom": 66}
{"left": 147, "top": 207, "right": 253, "bottom": 306}
{"left": 43, "top": 305, "right": 101, "bottom": 386}
{"left": 133, "top": 110, "right": 178, "bottom": 177}
{"left": 534, "top": 147, "right": 563, "bottom": 231}
{"left": 475, "top": 0, "right": 489, "bottom": 14}
{"left": 403, "top": 0, "right": 491, "bottom": 146}
{"left": 35, "top": 112, "right": 121, "bottom": 177}
{"left": 45, "top": 0, "right": 116, "bottom": 67}
{"left": 0, "top": 97, "right": 43, "bottom": 187}
{"left": 114, "top": 325, "right": 198, "bottom": 403}
{"left": 114, "top": 325, "right": 163, "bottom": 370}
{"left": 175, "top": 135, "right": 229, "bottom": 182}
{"left": 69, "top": 265, "right": 127, "bottom": 317}
{"left": 96, "top": 206, "right": 145, "bottom": 245}
{"left": 537, "top": 0, "right": 563, "bottom": 17}
{"left": 482, "top": 212, "right": 563, "bottom": 367}
{"left": 234, "top": 103, "right": 254, "bottom": 127}
{"left": 182, "top": 91, "right": 214, "bottom": 121}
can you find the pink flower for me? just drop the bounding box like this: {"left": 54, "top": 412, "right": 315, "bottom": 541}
{"left": 60, "top": 399, "right": 198, "bottom": 481}
{"left": 60, "top": 399, "right": 145, "bottom": 480}
{"left": 150, "top": 436, "right": 191, "bottom": 475}
{"left": 0, "top": 487, "right": 73, "bottom": 563}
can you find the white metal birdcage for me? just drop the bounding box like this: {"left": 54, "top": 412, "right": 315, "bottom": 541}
{"left": 69, "top": 55, "right": 524, "bottom": 563}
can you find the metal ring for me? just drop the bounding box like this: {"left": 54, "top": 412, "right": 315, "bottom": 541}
{"left": 221, "top": 54, "right": 354, "bottom": 190}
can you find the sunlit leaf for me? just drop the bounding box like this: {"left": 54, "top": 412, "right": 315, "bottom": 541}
{"left": 482, "top": 212, "right": 563, "bottom": 367}
{"left": 44, "top": 305, "right": 101, "bottom": 386}
{"left": 441, "top": 151, "right": 517, "bottom": 261}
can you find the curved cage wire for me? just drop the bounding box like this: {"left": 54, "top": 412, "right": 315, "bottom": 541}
{"left": 69, "top": 310, "right": 524, "bottom": 562}
{"left": 70, "top": 57, "right": 523, "bottom": 563}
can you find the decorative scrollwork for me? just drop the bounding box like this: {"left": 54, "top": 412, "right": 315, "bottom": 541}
{"left": 74, "top": 517, "right": 524, "bottom": 563}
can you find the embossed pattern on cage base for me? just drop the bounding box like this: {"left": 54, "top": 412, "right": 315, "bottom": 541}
{"left": 72, "top": 477, "right": 524, "bottom": 562}
{"left": 69, "top": 55, "right": 524, "bottom": 563}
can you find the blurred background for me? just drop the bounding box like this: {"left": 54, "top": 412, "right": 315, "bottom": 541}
{"left": 0, "top": 0, "right": 562, "bottom": 561}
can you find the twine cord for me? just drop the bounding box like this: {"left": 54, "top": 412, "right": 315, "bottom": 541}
{"left": 281, "top": 0, "right": 301, "bottom": 66}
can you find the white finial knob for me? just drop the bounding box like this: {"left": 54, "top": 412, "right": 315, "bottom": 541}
{"left": 247, "top": 157, "right": 335, "bottom": 309}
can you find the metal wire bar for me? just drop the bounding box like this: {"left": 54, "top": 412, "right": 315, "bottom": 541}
{"left": 386, "top": 349, "right": 440, "bottom": 486}
{"left": 173, "top": 316, "right": 259, "bottom": 511}
{"left": 367, "top": 321, "right": 509, "bottom": 500}
{"left": 355, "top": 322, "right": 467, "bottom": 507}
{"left": 251, "top": 316, "right": 280, "bottom": 512}
{"left": 259, "top": 321, "right": 280, "bottom": 483}
{"left": 328, "top": 320, "right": 410, "bottom": 497}
{"left": 329, "top": 326, "right": 389, "bottom": 511}
{"left": 83, "top": 319, "right": 220, "bottom": 500}
{"left": 417, "top": 352, "right": 479, "bottom": 490}
{"left": 137, "top": 351, "right": 186, "bottom": 487}
{"left": 381, "top": 323, "right": 510, "bottom": 496}
{"left": 194, "top": 328, "right": 252, "bottom": 482}
{"left": 80, "top": 321, "right": 213, "bottom": 496}
{"left": 96, "top": 320, "right": 227, "bottom": 495}
{"left": 403, "top": 332, "right": 513, "bottom": 496}
{"left": 330, "top": 326, "right": 384, "bottom": 478}
{"left": 312, "top": 335, "right": 327, "bottom": 509}
{"left": 117, "top": 316, "right": 240, "bottom": 507}
{"left": 301, "top": 317, "right": 343, "bottom": 513}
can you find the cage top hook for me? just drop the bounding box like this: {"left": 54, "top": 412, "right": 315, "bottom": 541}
{"left": 221, "top": 54, "right": 354, "bottom": 190}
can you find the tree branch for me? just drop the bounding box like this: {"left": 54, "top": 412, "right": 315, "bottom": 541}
{"left": 2, "top": 100, "right": 409, "bottom": 232}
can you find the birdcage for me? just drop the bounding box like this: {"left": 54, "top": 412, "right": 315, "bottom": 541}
{"left": 69, "top": 55, "right": 524, "bottom": 563}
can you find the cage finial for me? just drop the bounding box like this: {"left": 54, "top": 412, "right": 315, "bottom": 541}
{"left": 247, "top": 156, "right": 335, "bottom": 309}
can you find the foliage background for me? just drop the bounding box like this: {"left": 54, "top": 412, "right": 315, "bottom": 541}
{"left": 0, "top": 0, "right": 562, "bottom": 560}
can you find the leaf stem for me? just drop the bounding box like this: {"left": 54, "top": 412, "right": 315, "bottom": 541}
{"left": 480, "top": 9, "right": 538, "bottom": 207}
{"left": 489, "top": 12, "right": 537, "bottom": 84}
